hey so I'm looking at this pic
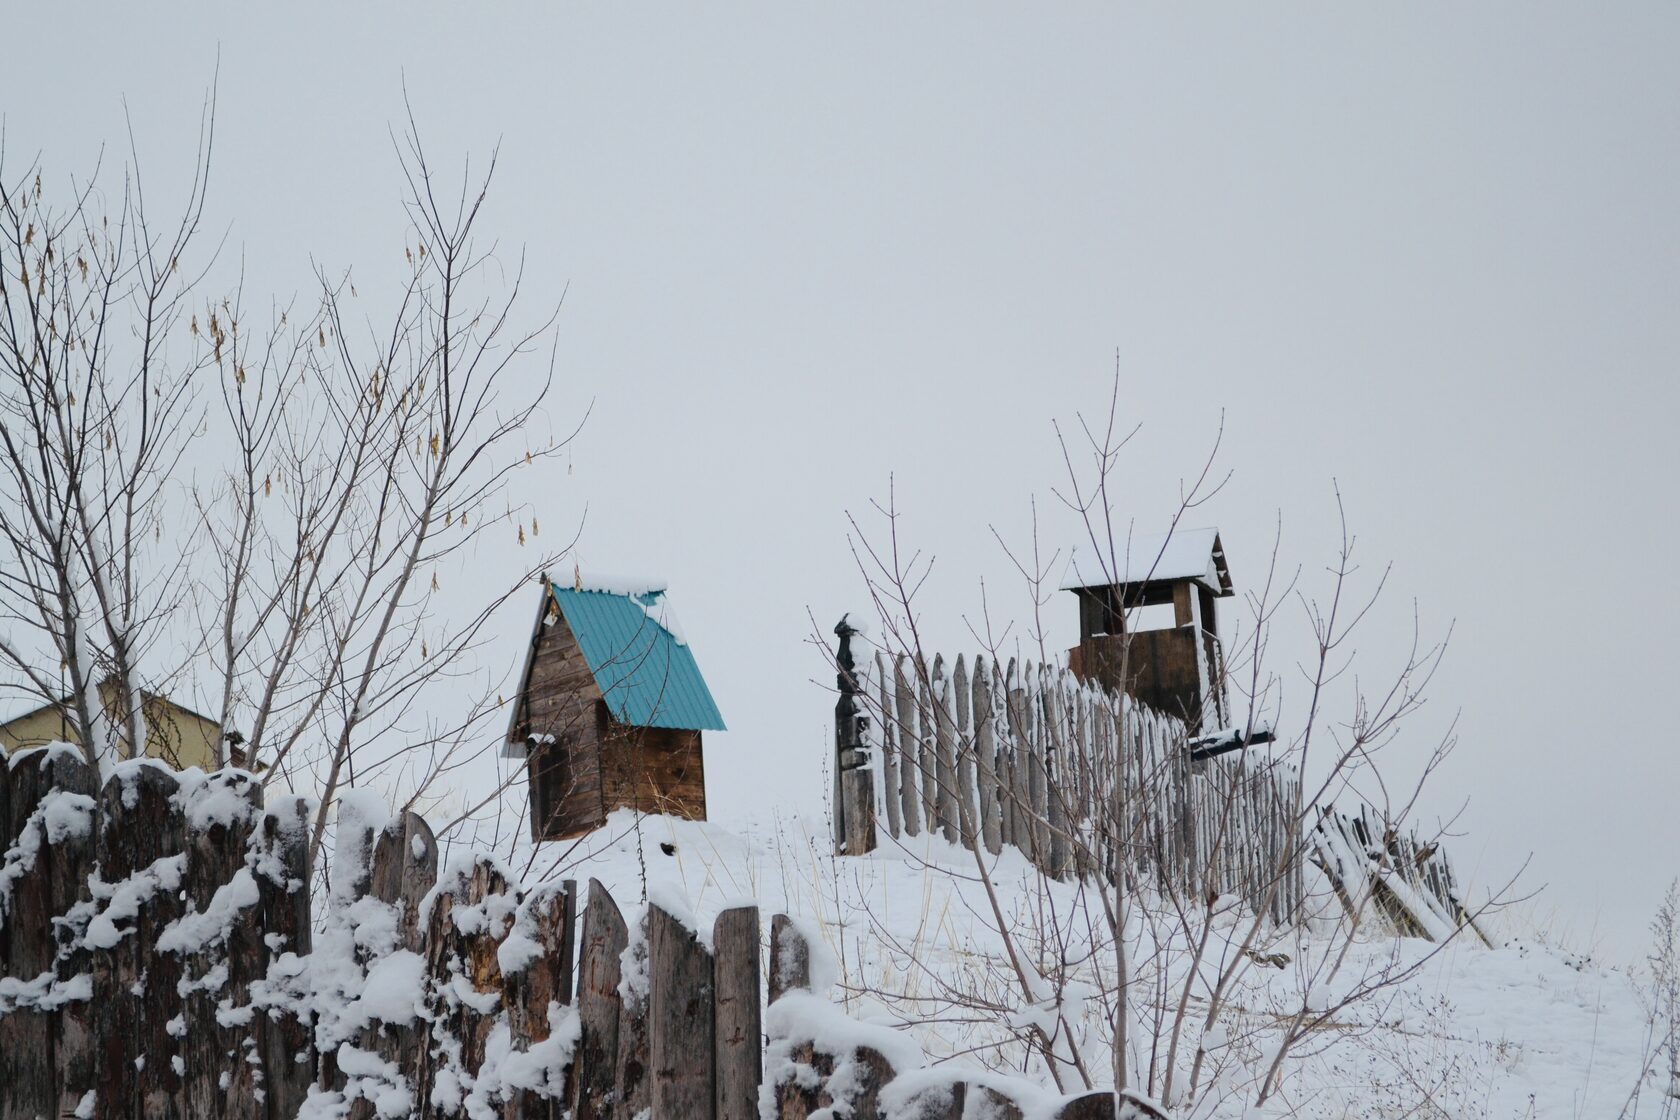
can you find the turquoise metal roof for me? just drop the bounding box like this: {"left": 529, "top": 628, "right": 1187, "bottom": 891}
{"left": 550, "top": 584, "right": 726, "bottom": 732}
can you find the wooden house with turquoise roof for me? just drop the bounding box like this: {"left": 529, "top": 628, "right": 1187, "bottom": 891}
{"left": 505, "top": 576, "right": 726, "bottom": 840}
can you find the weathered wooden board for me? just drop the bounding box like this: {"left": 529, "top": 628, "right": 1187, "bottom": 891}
{"left": 648, "top": 904, "right": 715, "bottom": 1120}
{"left": 768, "top": 914, "right": 811, "bottom": 1004}
{"left": 573, "top": 880, "right": 628, "bottom": 1120}
{"left": 180, "top": 770, "right": 264, "bottom": 1120}
{"left": 91, "top": 763, "right": 188, "bottom": 1120}
{"left": 256, "top": 796, "right": 314, "bottom": 1120}
{"left": 712, "top": 906, "right": 761, "bottom": 1120}
{"left": 893, "top": 657, "right": 921, "bottom": 838}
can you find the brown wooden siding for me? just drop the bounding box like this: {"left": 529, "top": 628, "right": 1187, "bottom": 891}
{"left": 1072, "top": 629, "right": 1206, "bottom": 730}
{"left": 600, "top": 725, "right": 708, "bottom": 820}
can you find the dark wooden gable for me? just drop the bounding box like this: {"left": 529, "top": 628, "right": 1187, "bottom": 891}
{"left": 514, "top": 606, "right": 610, "bottom": 839}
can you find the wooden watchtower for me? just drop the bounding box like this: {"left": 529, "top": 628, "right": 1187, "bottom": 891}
{"left": 505, "top": 577, "right": 726, "bottom": 841}
{"left": 1064, "top": 528, "right": 1232, "bottom": 733}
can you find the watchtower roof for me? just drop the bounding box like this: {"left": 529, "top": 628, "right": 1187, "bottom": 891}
{"left": 1059, "top": 527, "right": 1233, "bottom": 597}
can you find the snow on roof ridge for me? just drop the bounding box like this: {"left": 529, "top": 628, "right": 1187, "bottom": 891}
{"left": 553, "top": 571, "right": 670, "bottom": 598}
{"left": 1059, "top": 527, "right": 1224, "bottom": 591}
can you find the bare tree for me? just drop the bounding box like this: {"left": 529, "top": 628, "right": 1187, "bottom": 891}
{"left": 824, "top": 378, "right": 1517, "bottom": 1112}
{"left": 0, "top": 102, "right": 217, "bottom": 774}
{"left": 0, "top": 98, "right": 584, "bottom": 861}
{"left": 188, "top": 114, "right": 585, "bottom": 861}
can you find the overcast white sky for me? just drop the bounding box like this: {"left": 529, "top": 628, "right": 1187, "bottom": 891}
{"left": 5, "top": 4, "right": 1676, "bottom": 961}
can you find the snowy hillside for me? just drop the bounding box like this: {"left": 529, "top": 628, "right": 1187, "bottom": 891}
{"left": 548, "top": 809, "right": 1669, "bottom": 1119}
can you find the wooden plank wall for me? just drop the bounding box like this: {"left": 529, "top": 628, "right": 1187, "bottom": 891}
{"left": 600, "top": 725, "right": 708, "bottom": 821}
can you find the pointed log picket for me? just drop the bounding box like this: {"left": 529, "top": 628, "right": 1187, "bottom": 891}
{"left": 974, "top": 657, "right": 1001, "bottom": 856}
{"left": 875, "top": 652, "right": 902, "bottom": 840}
{"left": 893, "top": 656, "right": 922, "bottom": 838}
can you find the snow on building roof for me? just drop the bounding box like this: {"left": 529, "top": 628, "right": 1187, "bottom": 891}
{"left": 1059, "top": 527, "right": 1233, "bottom": 596}
{"left": 549, "top": 582, "right": 726, "bottom": 732}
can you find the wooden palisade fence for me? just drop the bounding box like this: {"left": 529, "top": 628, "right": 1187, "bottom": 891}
{"left": 838, "top": 639, "right": 1477, "bottom": 941}
{"left": 1, "top": 745, "right": 1156, "bottom": 1119}
{"left": 845, "top": 647, "right": 1306, "bottom": 924}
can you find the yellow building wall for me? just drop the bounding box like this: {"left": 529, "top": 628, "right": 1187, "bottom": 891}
{"left": 0, "top": 686, "right": 221, "bottom": 771}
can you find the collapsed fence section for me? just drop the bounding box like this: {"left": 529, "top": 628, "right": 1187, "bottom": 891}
{"left": 1311, "top": 803, "right": 1489, "bottom": 946}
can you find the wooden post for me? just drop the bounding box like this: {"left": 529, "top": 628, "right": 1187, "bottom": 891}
{"left": 914, "top": 657, "right": 938, "bottom": 833}
{"left": 932, "top": 655, "right": 959, "bottom": 843}
{"left": 835, "top": 1047, "right": 896, "bottom": 1120}
{"left": 2, "top": 748, "right": 98, "bottom": 1120}
{"left": 420, "top": 858, "right": 516, "bottom": 1113}
{"left": 969, "top": 1086, "right": 1026, "bottom": 1120}
{"left": 974, "top": 658, "right": 1002, "bottom": 856}
{"left": 49, "top": 753, "right": 100, "bottom": 1119}
{"left": 953, "top": 655, "right": 975, "bottom": 844}
{"left": 894, "top": 657, "right": 922, "bottom": 838}
{"left": 1045, "top": 672, "right": 1071, "bottom": 880}
{"left": 503, "top": 880, "right": 577, "bottom": 1119}
{"left": 181, "top": 770, "right": 265, "bottom": 1120}
{"left": 256, "top": 796, "right": 314, "bottom": 1120}
{"left": 874, "top": 652, "right": 902, "bottom": 841}
{"left": 1001, "top": 658, "right": 1028, "bottom": 859}
{"left": 2, "top": 749, "right": 57, "bottom": 1120}
{"left": 91, "top": 763, "right": 188, "bottom": 1120}
{"left": 371, "top": 810, "right": 439, "bottom": 952}
{"left": 834, "top": 617, "right": 876, "bottom": 856}
{"left": 712, "top": 906, "right": 761, "bottom": 1120}
{"left": 572, "top": 880, "right": 628, "bottom": 1120}
{"left": 894, "top": 1080, "right": 966, "bottom": 1120}
{"left": 768, "top": 914, "right": 810, "bottom": 1003}
{"left": 614, "top": 910, "right": 653, "bottom": 1120}
{"left": 648, "top": 903, "right": 715, "bottom": 1120}
{"left": 1058, "top": 1089, "right": 1122, "bottom": 1119}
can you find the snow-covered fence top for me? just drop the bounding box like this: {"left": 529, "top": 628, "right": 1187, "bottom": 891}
{"left": 0, "top": 747, "right": 745, "bottom": 1120}
{"left": 0, "top": 746, "right": 1151, "bottom": 1120}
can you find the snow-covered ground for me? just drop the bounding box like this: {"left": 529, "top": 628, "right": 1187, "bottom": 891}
{"left": 539, "top": 809, "right": 1670, "bottom": 1119}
